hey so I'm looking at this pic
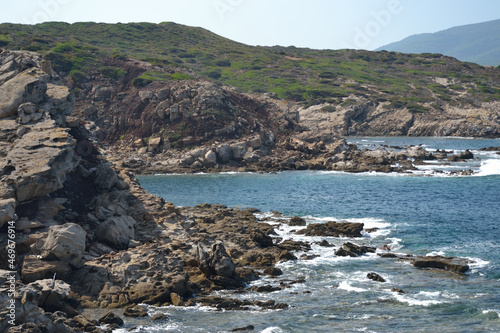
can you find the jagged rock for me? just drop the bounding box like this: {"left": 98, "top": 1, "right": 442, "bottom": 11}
{"left": 459, "top": 150, "right": 474, "bottom": 160}
{"left": 96, "top": 215, "right": 136, "bottom": 250}
{"left": 211, "top": 242, "right": 236, "bottom": 278}
{"left": 367, "top": 272, "right": 386, "bottom": 282}
{"left": 5, "top": 122, "right": 78, "bottom": 202}
{"left": 335, "top": 242, "right": 376, "bottom": 257}
{"left": 250, "top": 229, "right": 273, "bottom": 247}
{"left": 20, "top": 279, "right": 72, "bottom": 312}
{"left": 288, "top": 216, "right": 306, "bottom": 226}
{"left": 40, "top": 223, "right": 86, "bottom": 268}
{"left": 296, "top": 221, "right": 364, "bottom": 237}
{"left": 0, "top": 67, "right": 49, "bottom": 119}
{"left": 98, "top": 311, "right": 124, "bottom": 326}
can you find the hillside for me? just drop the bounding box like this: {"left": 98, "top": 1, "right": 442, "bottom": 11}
{"left": 0, "top": 22, "right": 500, "bottom": 173}
{"left": 1, "top": 21, "right": 500, "bottom": 107}
{"left": 376, "top": 19, "right": 500, "bottom": 67}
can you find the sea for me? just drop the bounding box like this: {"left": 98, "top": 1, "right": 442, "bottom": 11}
{"left": 114, "top": 137, "right": 500, "bottom": 333}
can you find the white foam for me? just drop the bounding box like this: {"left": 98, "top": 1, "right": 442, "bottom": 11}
{"left": 392, "top": 291, "right": 445, "bottom": 307}
{"left": 474, "top": 158, "right": 500, "bottom": 176}
{"left": 261, "top": 327, "right": 285, "bottom": 333}
{"left": 482, "top": 309, "right": 500, "bottom": 318}
{"left": 338, "top": 281, "right": 368, "bottom": 293}
{"left": 426, "top": 251, "right": 446, "bottom": 257}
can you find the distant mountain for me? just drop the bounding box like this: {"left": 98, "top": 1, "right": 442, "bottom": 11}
{"left": 376, "top": 19, "right": 500, "bottom": 66}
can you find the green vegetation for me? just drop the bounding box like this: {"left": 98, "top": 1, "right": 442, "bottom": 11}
{"left": 100, "top": 66, "right": 126, "bottom": 80}
{"left": 1, "top": 21, "right": 499, "bottom": 107}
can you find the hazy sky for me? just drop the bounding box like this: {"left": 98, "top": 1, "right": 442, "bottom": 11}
{"left": 2, "top": 0, "right": 500, "bottom": 50}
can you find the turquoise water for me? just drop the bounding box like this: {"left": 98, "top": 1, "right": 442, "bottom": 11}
{"left": 130, "top": 138, "right": 500, "bottom": 333}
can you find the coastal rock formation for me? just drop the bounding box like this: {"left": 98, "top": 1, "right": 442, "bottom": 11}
{"left": 296, "top": 221, "right": 364, "bottom": 237}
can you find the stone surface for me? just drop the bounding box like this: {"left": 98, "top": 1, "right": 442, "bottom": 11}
{"left": 40, "top": 223, "right": 87, "bottom": 268}
{"left": 96, "top": 215, "right": 136, "bottom": 250}
{"left": 21, "top": 256, "right": 72, "bottom": 283}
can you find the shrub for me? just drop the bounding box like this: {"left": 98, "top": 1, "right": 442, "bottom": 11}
{"left": 100, "top": 66, "right": 126, "bottom": 80}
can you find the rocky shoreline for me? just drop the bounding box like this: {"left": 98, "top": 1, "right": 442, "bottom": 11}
{"left": 0, "top": 50, "right": 489, "bottom": 333}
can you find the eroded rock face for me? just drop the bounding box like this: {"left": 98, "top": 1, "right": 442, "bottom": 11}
{"left": 5, "top": 122, "right": 78, "bottom": 202}
{"left": 40, "top": 223, "right": 86, "bottom": 268}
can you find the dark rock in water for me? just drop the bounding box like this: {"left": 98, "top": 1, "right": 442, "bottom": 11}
{"left": 459, "top": 149, "right": 474, "bottom": 160}
{"left": 378, "top": 253, "right": 398, "bottom": 258}
{"left": 296, "top": 221, "right": 364, "bottom": 237}
{"left": 300, "top": 254, "right": 320, "bottom": 260}
{"left": 317, "top": 239, "right": 335, "bottom": 247}
{"left": 391, "top": 288, "right": 406, "bottom": 294}
{"left": 412, "top": 255, "right": 470, "bottom": 273}
{"left": 98, "top": 311, "right": 124, "bottom": 326}
{"left": 230, "top": 325, "right": 255, "bottom": 332}
{"left": 123, "top": 305, "right": 148, "bottom": 317}
{"left": 151, "top": 313, "right": 169, "bottom": 321}
{"left": 263, "top": 267, "right": 283, "bottom": 276}
{"left": 289, "top": 216, "right": 306, "bottom": 226}
{"left": 335, "top": 242, "right": 376, "bottom": 257}
{"left": 278, "top": 239, "right": 311, "bottom": 251}
{"left": 250, "top": 284, "right": 281, "bottom": 292}
{"left": 250, "top": 229, "right": 274, "bottom": 247}
{"left": 367, "top": 272, "right": 386, "bottom": 282}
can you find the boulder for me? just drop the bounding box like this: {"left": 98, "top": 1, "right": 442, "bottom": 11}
{"left": 20, "top": 279, "right": 72, "bottom": 311}
{"left": 367, "top": 272, "right": 386, "bottom": 282}
{"left": 216, "top": 144, "right": 233, "bottom": 163}
{"left": 211, "top": 242, "right": 236, "bottom": 278}
{"left": 40, "top": 223, "right": 86, "bottom": 268}
{"left": 17, "top": 102, "right": 42, "bottom": 124}
{"left": 96, "top": 215, "right": 136, "bottom": 250}
{"left": 289, "top": 216, "right": 306, "bottom": 226}
{"left": 94, "top": 163, "right": 118, "bottom": 192}
{"left": 296, "top": 221, "right": 364, "bottom": 237}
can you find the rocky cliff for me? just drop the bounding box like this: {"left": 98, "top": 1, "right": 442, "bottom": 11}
{"left": 0, "top": 50, "right": 311, "bottom": 332}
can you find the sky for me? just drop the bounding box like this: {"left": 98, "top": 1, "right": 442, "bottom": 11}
{"left": 1, "top": 0, "right": 500, "bottom": 50}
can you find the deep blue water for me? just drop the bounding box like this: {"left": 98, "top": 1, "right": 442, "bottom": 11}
{"left": 128, "top": 138, "right": 500, "bottom": 333}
